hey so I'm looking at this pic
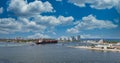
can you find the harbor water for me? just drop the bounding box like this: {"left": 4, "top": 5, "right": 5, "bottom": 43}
{"left": 0, "top": 42, "right": 120, "bottom": 63}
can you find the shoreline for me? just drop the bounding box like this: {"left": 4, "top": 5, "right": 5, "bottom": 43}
{"left": 68, "top": 46, "right": 120, "bottom": 52}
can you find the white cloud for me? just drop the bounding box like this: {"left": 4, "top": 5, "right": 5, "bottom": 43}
{"left": 81, "top": 34, "right": 120, "bottom": 39}
{"left": 34, "top": 15, "right": 74, "bottom": 26}
{"left": 0, "top": 15, "right": 74, "bottom": 34}
{"left": 81, "top": 34, "right": 101, "bottom": 38}
{"left": 47, "top": 30, "right": 57, "bottom": 35}
{"left": 116, "top": 1, "right": 120, "bottom": 14}
{"left": 4, "top": 0, "right": 75, "bottom": 34}
{"left": 18, "top": 17, "right": 46, "bottom": 32}
{"left": 0, "top": 18, "right": 21, "bottom": 34}
{"left": 58, "top": 16, "right": 74, "bottom": 24}
{"left": 0, "top": 17, "right": 47, "bottom": 34}
{"left": 90, "top": 0, "right": 119, "bottom": 9}
{"left": 7, "top": 0, "right": 54, "bottom": 17}
{"left": 67, "top": 14, "right": 118, "bottom": 33}
{"left": 0, "top": 7, "right": 3, "bottom": 14}
{"left": 68, "top": 0, "right": 120, "bottom": 10}
{"left": 28, "top": 33, "right": 50, "bottom": 39}
{"left": 67, "top": 28, "right": 79, "bottom": 34}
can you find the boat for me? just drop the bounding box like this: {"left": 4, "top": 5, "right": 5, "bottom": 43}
{"left": 35, "top": 39, "right": 58, "bottom": 44}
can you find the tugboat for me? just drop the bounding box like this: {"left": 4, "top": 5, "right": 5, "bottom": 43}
{"left": 35, "top": 39, "right": 58, "bottom": 44}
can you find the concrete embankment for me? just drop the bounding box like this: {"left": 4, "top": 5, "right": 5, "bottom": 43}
{"left": 68, "top": 46, "right": 120, "bottom": 52}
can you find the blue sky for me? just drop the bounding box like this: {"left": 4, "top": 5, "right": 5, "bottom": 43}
{"left": 0, "top": 0, "right": 120, "bottom": 39}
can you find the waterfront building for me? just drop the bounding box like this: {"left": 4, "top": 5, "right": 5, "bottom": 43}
{"left": 69, "top": 37, "right": 72, "bottom": 41}
{"left": 57, "top": 38, "right": 61, "bottom": 41}
{"left": 65, "top": 37, "right": 69, "bottom": 41}
{"left": 61, "top": 37, "right": 65, "bottom": 41}
{"left": 77, "top": 35, "right": 81, "bottom": 40}
{"left": 75, "top": 35, "right": 81, "bottom": 41}
{"left": 71, "top": 36, "right": 76, "bottom": 41}
{"left": 58, "top": 35, "right": 81, "bottom": 42}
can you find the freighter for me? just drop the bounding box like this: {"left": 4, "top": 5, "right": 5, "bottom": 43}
{"left": 35, "top": 39, "right": 58, "bottom": 44}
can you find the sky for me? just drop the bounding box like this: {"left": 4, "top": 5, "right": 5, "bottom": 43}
{"left": 0, "top": 0, "right": 120, "bottom": 39}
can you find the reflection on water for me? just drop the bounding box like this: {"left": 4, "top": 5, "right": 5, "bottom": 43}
{"left": 0, "top": 42, "right": 120, "bottom": 63}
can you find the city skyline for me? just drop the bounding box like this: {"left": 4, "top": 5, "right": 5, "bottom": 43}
{"left": 0, "top": 0, "right": 120, "bottom": 39}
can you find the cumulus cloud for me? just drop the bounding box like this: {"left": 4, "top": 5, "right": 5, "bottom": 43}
{"left": 20, "top": 15, "right": 74, "bottom": 33}
{"left": 68, "top": 0, "right": 120, "bottom": 10}
{"left": 0, "top": 14, "right": 74, "bottom": 34}
{"left": 34, "top": 15, "right": 74, "bottom": 26}
{"left": 0, "top": 17, "right": 47, "bottom": 34}
{"left": 81, "top": 34, "right": 101, "bottom": 38}
{"left": 28, "top": 33, "right": 50, "bottom": 39}
{"left": 0, "top": 0, "right": 75, "bottom": 35}
{"left": 0, "top": 18, "right": 21, "bottom": 34}
{"left": 3, "top": 0, "right": 74, "bottom": 34}
{"left": 67, "top": 28, "right": 79, "bottom": 34}
{"left": 18, "top": 17, "right": 46, "bottom": 32}
{"left": 67, "top": 15, "right": 118, "bottom": 33}
{"left": 7, "top": 0, "right": 54, "bottom": 17}
{"left": 0, "top": 7, "right": 3, "bottom": 14}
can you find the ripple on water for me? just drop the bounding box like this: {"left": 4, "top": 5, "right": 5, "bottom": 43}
{"left": 0, "top": 42, "right": 27, "bottom": 47}
{"left": 0, "top": 59, "right": 13, "bottom": 63}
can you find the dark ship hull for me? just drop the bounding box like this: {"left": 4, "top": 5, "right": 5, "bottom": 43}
{"left": 36, "top": 39, "right": 58, "bottom": 44}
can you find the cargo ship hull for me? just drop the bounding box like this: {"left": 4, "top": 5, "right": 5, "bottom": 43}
{"left": 36, "top": 39, "right": 58, "bottom": 44}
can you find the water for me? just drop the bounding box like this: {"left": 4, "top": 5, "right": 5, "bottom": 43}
{"left": 0, "top": 42, "right": 120, "bottom": 63}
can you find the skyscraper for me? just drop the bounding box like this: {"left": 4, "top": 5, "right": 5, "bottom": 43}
{"left": 77, "top": 35, "right": 81, "bottom": 41}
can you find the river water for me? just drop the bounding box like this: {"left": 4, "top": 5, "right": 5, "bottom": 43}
{"left": 0, "top": 42, "right": 120, "bottom": 63}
